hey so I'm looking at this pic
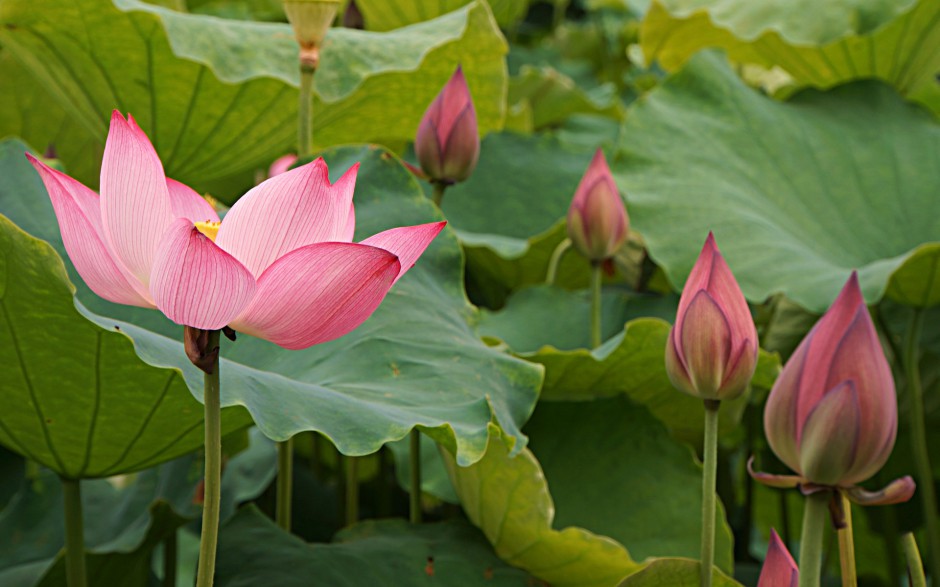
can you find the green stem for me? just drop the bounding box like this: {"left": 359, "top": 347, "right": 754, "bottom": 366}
{"left": 345, "top": 456, "right": 359, "bottom": 526}
{"left": 409, "top": 428, "right": 422, "bottom": 524}
{"left": 431, "top": 182, "right": 447, "bottom": 208}
{"left": 62, "top": 477, "right": 87, "bottom": 587}
{"left": 799, "top": 491, "right": 831, "bottom": 587}
{"left": 276, "top": 438, "right": 293, "bottom": 532}
{"left": 195, "top": 330, "right": 221, "bottom": 587}
{"left": 837, "top": 492, "right": 857, "bottom": 587}
{"left": 904, "top": 308, "right": 940, "bottom": 578}
{"left": 545, "top": 238, "right": 571, "bottom": 285}
{"left": 163, "top": 530, "right": 177, "bottom": 587}
{"left": 298, "top": 64, "right": 315, "bottom": 159}
{"left": 902, "top": 532, "right": 928, "bottom": 587}
{"left": 700, "top": 400, "right": 720, "bottom": 587}
{"left": 590, "top": 262, "right": 603, "bottom": 348}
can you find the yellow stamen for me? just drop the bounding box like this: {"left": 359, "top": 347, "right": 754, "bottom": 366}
{"left": 195, "top": 220, "right": 221, "bottom": 242}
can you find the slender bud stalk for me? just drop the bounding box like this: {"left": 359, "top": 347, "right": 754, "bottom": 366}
{"left": 902, "top": 532, "right": 927, "bottom": 587}
{"left": 409, "top": 428, "right": 422, "bottom": 524}
{"left": 837, "top": 492, "right": 857, "bottom": 587}
{"left": 195, "top": 330, "right": 222, "bottom": 587}
{"left": 590, "top": 262, "right": 602, "bottom": 348}
{"left": 276, "top": 438, "right": 294, "bottom": 532}
{"left": 799, "top": 491, "right": 830, "bottom": 587}
{"left": 545, "top": 238, "right": 572, "bottom": 285}
{"left": 700, "top": 400, "right": 720, "bottom": 587}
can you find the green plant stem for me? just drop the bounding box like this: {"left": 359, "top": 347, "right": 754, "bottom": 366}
{"left": 431, "top": 182, "right": 447, "bottom": 208}
{"left": 902, "top": 532, "right": 928, "bottom": 587}
{"left": 590, "top": 261, "right": 602, "bottom": 348}
{"left": 904, "top": 308, "right": 940, "bottom": 578}
{"left": 62, "top": 477, "right": 87, "bottom": 587}
{"left": 298, "top": 64, "right": 315, "bottom": 158}
{"left": 409, "top": 428, "right": 422, "bottom": 524}
{"left": 276, "top": 438, "right": 293, "bottom": 532}
{"left": 545, "top": 238, "right": 572, "bottom": 285}
{"left": 345, "top": 456, "right": 359, "bottom": 526}
{"left": 195, "top": 330, "right": 221, "bottom": 587}
{"left": 163, "top": 531, "right": 177, "bottom": 587}
{"left": 700, "top": 400, "right": 720, "bottom": 587}
{"left": 799, "top": 491, "right": 831, "bottom": 587}
{"left": 837, "top": 492, "right": 857, "bottom": 587}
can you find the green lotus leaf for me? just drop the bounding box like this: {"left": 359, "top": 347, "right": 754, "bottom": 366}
{"left": 884, "top": 242, "right": 940, "bottom": 308}
{"left": 355, "top": 0, "right": 531, "bottom": 30}
{"left": 477, "top": 285, "right": 779, "bottom": 441}
{"left": 616, "top": 558, "right": 741, "bottom": 586}
{"left": 510, "top": 65, "right": 625, "bottom": 130}
{"left": 0, "top": 0, "right": 507, "bottom": 195}
{"left": 215, "top": 506, "right": 537, "bottom": 585}
{"left": 0, "top": 139, "right": 542, "bottom": 468}
{"left": 640, "top": 0, "right": 939, "bottom": 106}
{"left": 614, "top": 52, "right": 940, "bottom": 314}
{"left": 444, "top": 398, "right": 737, "bottom": 586}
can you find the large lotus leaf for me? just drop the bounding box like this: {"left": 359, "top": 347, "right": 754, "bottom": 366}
{"left": 0, "top": 0, "right": 507, "bottom": 195}
{"left": 616, "top": 558, "right": 741, "bottom": 587}
{"left": 640, "top": 0, "right": 939, "bottom": 104}
{"left": 477, "top": 285, "right": 779, "bottom": 442}
{"left": 216, "top": 506, "right": 536, "bottom": 586}
{"left": 884, "top": 243, "right": 940, "bottom": 308}
{"left": 510, "top": 65, "right": 625, "bottom": 130}
{"left": 0, "top": 196, "right": 251, "bottom": 477}
{"left": 355, "top": 0, "right": 530, "bottom": 30}
{"left": 0, "top": 50, "right": 101, "bottom": 187}
{"left": 444, "top": 398, "right": 736, "bottom": 586}
{"left": 0, "top": 140, "right": 542, "bottom": 467}
{"left": 442, "top": 426, "right": 642, "bottom": 587}
{"left": 613, "top": 52, "right": 940, "bottom": 314}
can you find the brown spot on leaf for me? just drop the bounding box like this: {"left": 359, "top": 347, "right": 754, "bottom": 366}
{"left": 425, "top": 556, "right": 434, "bottom": 577}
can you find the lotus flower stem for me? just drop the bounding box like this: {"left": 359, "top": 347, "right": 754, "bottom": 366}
{"left": 276, "top": 437, "right": 294, "bottom": 531}
{"left": 409, "top": 428, "right": 422, "bottom": 523}
{"left": 902, "top": 532, "right": 927, "bottom": 587}
{"left": 298, "top": 64, "right": 316, "bottom": 159}
{"left": 837, "top": 492, "right": 857, "bottom": 587}
{"left": 590, "top": 262, "right": 602, "bottom": 348}
{"left": 431, "top": 181, "right": 447, "bottom": 208}
{"left": 61, "top": 477, "right": 87, "bottom": 587}
{"left": 163, "top": 530, "right": 177, "bottom": 587}
{"left": 545, "top": 238, "right": 571, "bottom": 285}
{"left": 799, "top": 491, "right": 830, "bottom": 587}
{"left": 195, "top": 330, "right": 222, "bottom": 587}
{"left": 904, "top": 308, "right": 940, "bottom": 577}
{"left": 345, "top": 456, "right": 359, "bottom": 526}
{"left": 700, "top": 400, "right": 720, "bottom": 587}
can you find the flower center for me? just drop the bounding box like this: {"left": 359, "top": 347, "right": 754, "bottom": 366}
{"left": 195, "top": 221, "right": 221, "bottom": 242}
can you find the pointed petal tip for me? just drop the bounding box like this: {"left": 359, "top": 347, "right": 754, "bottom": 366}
{"left": 846, "top": 476, "right": 916, "bottom": 505}
{"left": 759, "top": 528, "right": 798, "bottom": 587}
{"left": 747, "top": 456, "right": 803, "bottom": 489}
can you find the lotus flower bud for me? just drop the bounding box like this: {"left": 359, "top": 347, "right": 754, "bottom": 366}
{"left": 566, "top": 149, "right": 629, "bottom": 262}
{"left": 415, "top": 66, "right": 479, "bottom": 184}
{"left": 758, "top": 530, "right": 798, "bottom": 587}
{"left": 283, "top": 0, "right": 339, "bottom": 66}
{"left": 665, "top": 233, "right": 758, "bottom": 401}
{"left": 763, "top": 273, "right": 900, "bottom": 488}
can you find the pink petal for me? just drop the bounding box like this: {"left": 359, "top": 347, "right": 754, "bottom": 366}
{"left": 758, "top": 529, "right": 799, "bottom": 587}
{"left": 439, "top": 103, "right": 480, "bottom": 182}
{"left": 798, "top": 381, "right": 861, "bottom": 486}
{"left": 436, "top": 66, "right": 473, "bottom": 142}
{"left": 846, "top": 476, "right": 916, "bottom": 506}
{"left": 215, "top": 159, "right": 358, "bottom": 277}
{"left": 664, "top": 326, "right": 695, "bottom": 396}
{"left": 746, "top": 457, "right": 803, "bottom": 489}
{"left": 27, "top": 154, "right": 153, "bottom": 308}
{"left": 99, "top": 111, "right": 175, "bottom": 288}
{"left": 268, "top": 154, "right": 298, "bottom": 178}
{"left": 359, "top": 221, "right": 446, "bottom": 284}
{"left": 166, "top": 178, "right": 220, "bottom": 223}
{"left": 230, "top": 242, "right": 401, "bottom": 350}
{"left": 150, "top": 218, "right": 256, "bottom": 330}
{"left": 701, "top": 234, "right": 756, "bottom": 354}
{"left": 678, "top": 290, "right": 733, "bottom": 398}
{"left": 764, "top": 341, "right": 808, "bottom": 475}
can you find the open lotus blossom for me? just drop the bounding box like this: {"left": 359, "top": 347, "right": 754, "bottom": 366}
{"left": 665, "top": 233, "right": 758, "bottom": 401}
{"left": 28, "top": 111, "right": 445, "bottom": 350}
{"left": 757, "top": 529, "right": 798, "bottom": 587}
{"left": 415, "top": 65, "right": 479, "bottom": 184}
{"left": 566, "top": 149, "right": 629, "bottom": 262}
{"left": 750, "top": 273, "right": 915, "bottom": 505}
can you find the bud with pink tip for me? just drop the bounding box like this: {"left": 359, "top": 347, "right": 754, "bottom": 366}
{"left": 761, "top": 273, "right": 910, "bottom": 495}
{"left": 415, "top": 66, "right": 480, "bottom": 184}
{"left": 566, "top": 149, "right": 629, "bottom": 262}
{"left": 757, "top": 529, "right": 798, "bottom": 587}
{"left": 665, "top": 233, "right": 758, "bottom": 401}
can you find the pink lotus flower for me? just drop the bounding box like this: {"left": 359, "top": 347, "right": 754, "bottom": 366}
{"left": 28, "top": 111, "right": 445, "bottom": 350}
{"left": 415, "top": 66, "right": 479, "bottom": 184}
{"left": 566, "top": 149, "right": 628, "bottom": 262}
{"left": 751, "top": 273, "right": 915, "bottom": 505}
{"left": 665, "top": 233, "right": 758, "bottom": 401}
{"left": 757, "top": 529, "right": 798, "bottom": 587}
